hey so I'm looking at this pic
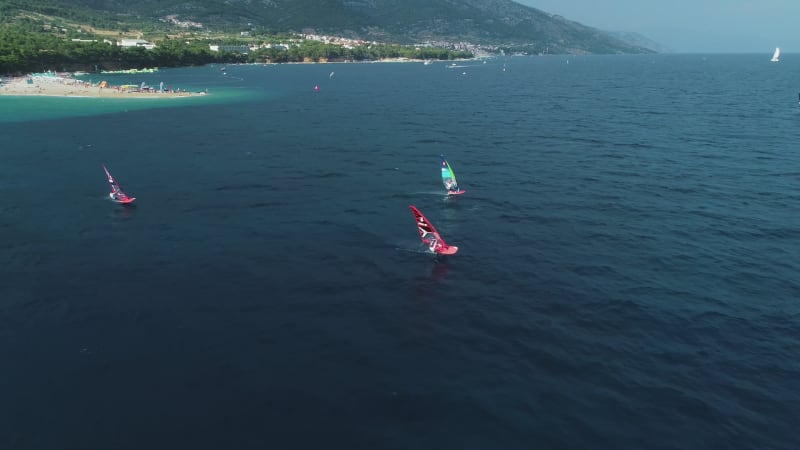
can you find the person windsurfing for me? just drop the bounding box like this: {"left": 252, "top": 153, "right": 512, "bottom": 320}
{"left": 440, "top": 155, "right": 464, "bottom": 195}
{"left": 410, "top": 205, "right": 458, "bottom": 255}
{"left": 102, "top": 163, "right": 136, "bottom": 204}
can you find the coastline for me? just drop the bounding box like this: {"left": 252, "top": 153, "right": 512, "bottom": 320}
{"left": 0, "top": 57, "right": 478, "bottom": 98}
{"left": 0, "top": 74, "right": 205, "bottom": 99}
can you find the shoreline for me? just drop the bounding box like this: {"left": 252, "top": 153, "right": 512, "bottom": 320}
{"left": 0, "top": 74, "right": 205, "bottom": 99}
{"left": 0, "top": 57, "right": 482, "bottom": 98}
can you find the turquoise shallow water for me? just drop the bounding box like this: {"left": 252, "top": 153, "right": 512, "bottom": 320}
{"left": 1, "top": 56, "right": 799, "bottom": 449}
{"left": 0, "top": 66, "right": 263, "bottom": 123}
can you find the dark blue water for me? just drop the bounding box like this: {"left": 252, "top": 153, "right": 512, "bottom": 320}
{"left": 1, "top": 55, "right": 798, "bottom": 449}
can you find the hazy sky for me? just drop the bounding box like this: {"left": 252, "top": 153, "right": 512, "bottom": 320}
{"left": 516, "top": 0, "right": 799, "bottom": 53}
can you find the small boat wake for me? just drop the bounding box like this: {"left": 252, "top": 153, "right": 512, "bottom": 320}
{"left": 395, "top": 246, "right": 433, "bottom": 255}
{"left": 410, "top": 190, "right": 451, "bottom": 196}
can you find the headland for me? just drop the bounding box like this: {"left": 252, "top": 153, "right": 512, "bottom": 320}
{"left": 0, "top": 73, "right": 205, "bottom": 98}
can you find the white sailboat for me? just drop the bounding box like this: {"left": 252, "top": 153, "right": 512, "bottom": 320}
{"left": 771, "top": 47, "right": 780, "bottom": 62}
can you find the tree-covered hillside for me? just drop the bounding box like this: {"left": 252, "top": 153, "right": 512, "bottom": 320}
{"left": 0, "top": 21, "right": 471, "bottom": 75}
{"left": 0, "top": 25, "right": 234, "bottom": 74}
{"left": 0, "top": 0, "right": 653, "bottom": 54}
{"left": 0, "top": 0, "right": 655, "bottom": 74}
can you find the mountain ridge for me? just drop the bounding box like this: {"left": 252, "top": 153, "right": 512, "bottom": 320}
{"left": 0, "top": 0, "right": 655, "bottom": 54}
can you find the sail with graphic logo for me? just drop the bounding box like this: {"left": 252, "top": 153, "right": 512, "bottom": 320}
{"left": 410, "top": 205, "right": 458, "bottom": 255}
{"left": 102, "top": 164, "right": 136, "bottom": 204}
{"left": 440, "top": 155, "right": 466, "bottom": 195}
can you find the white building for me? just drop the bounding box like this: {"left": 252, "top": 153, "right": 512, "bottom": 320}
{"left": 209, "top": 44, "right": 250, "bottom": 54}
{"left": 118, "top": 39, "right": 156, "bottom": 50}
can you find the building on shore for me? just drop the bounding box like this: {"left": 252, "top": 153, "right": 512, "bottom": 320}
{"left": 118, "top": 39, "right": 156, "bottom": 50}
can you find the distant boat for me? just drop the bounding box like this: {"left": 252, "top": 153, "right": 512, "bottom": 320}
{"left": 102, "top": 164, "right": 135, "bottom": 204}
{"left": 771, "top": 47, "right": 780, "bottom": 62}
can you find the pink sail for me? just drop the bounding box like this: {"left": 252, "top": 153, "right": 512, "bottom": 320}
{"left": 102, "top": 164, "right": 136, "bottom": 204}
{"left": 409, "top": 205, "right": 458, "bottom": 255}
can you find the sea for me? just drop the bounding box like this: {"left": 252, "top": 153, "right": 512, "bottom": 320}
{"left": 1, "top": 54, "right": 798, "bottom": 450}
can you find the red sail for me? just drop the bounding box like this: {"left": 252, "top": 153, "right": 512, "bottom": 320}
{"left": 102, "top": 164, "right": 135, "bottom": 203}
{"left": 409, "top": 205, "right": 458, "bottom": 255}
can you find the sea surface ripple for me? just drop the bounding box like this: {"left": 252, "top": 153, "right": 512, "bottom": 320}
{"left": 0, "top": 55, "right": 798, "bottom": 449}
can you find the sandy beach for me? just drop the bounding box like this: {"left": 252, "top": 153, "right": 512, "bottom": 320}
{"left": 0, "top": 75, "right": 205, "bottom": 98}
